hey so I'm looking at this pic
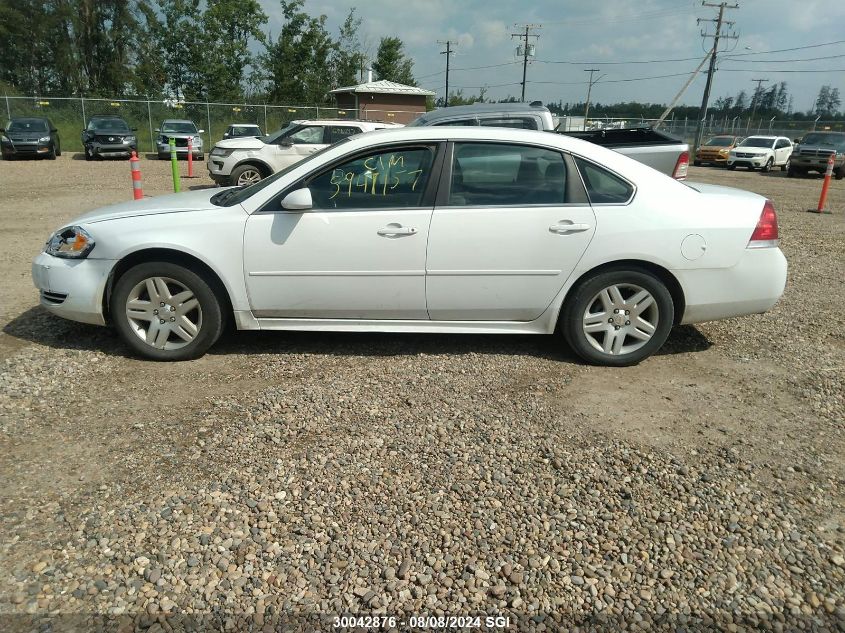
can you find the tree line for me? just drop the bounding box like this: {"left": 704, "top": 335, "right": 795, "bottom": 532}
{"left": 0, "top": 0, "right": 418, "bottom": 103}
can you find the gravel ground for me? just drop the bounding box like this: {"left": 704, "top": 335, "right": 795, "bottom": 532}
{"left": 0, "top": 155, "right": 843, "bottom": 631}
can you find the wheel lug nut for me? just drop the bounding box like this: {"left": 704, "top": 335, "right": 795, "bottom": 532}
{"left": 615, "top": 325, "right": 620, "bottom": 330}
{"left": 170, "top": 317, "right": 176, "bottom": 322}
{"left": 625, "top": 310, "right": 630, "bottom": 315}
{"left": 170, "top": 306, "right": 176, "bottom": 311}
{"left": 625, "top": 320, "right": 630, "bottom": 325}
{"left": 159, "top": 319, "right": 165, "bottom": 324}
{"left": 614, "top": 309, "right": 619, "bottom": 313}
{"left": 608, "top": 318, "right": 613, "bottom": 323}
{"left": 153, "top": 309, "right": 158, "bottom": 315}
{"left": 160, "top": 302, "right": 165, "bottom": 307}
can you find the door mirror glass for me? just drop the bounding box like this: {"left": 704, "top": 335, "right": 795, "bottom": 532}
{"left": 281, "top": 188, "right": 313, "bottom": 210}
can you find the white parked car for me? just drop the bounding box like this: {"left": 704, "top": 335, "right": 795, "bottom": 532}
{"left": 727, "top": 135, "right": 793, "bottom": 172}
{"left": 33, "top": 127, "right": 787, "bottom": 365}
{"left": 207, "top": 119, "right": 401, "bottom": 187}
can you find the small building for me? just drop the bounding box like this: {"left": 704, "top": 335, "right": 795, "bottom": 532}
{"left": 330, "top": 78, "right": 434, "bottom": 125}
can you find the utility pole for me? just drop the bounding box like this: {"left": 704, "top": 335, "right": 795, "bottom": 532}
{"left": 749, "top": 78, "right": 769, "bottom": 122}
{"left": 693, "top": 1, "right": 739, "bottom": 153}
{"left": 583, "top": 69, "right": 603, "bottom": 125}
{"left": 438, "top": 40, "right": 457, "bottom": 106}
{"left": 510, "top": 24, "right": 541, "bottom": 102}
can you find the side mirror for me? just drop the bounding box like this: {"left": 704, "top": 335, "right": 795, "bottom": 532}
{"left": 280, "top": 188, "right": 313, "bottom": 211}
{"left": 279, "top": 139, "right": 293, "bottom": 147}
{"left": 198, "top": 129, "right": 205, "bottom": 134}
{"left": 793, "top": 139, "right": 801, "bottom": 144}
{"left": 154, "top": 128, "right": 160, "bottom": 133}
{"left": 51, "top": 128, "right": 58, "bottom": 133}
{"left": 131, "top": 127, "right": 137, "bottom": 131}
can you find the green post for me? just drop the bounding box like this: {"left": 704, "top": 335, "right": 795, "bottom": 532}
{"left": 169, "top": 137, "right": 181, "bottom": 193}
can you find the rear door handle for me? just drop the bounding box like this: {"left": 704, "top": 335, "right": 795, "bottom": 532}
{"left": 549, "top": 221, "right": 591, "bottom": 234}
{"left": 377, "top": 225, "right": 418, "bottom": 236}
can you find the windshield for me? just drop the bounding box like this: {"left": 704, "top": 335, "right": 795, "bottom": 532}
{"left": 162, "top": 121, "right": 198, "bottom": 134}
{"left": 704, "top": 136, "right": 734, "bottom": 147}
{"left": 7, "top": 119, "right": 49, "bottom": 133}
{"left": 800, "top": 133, "right": 845, "bottom": 149}
{"left": 739, "top": 137, "right": 775, "bottom": 148}
{"left": 211, "top": 139, "right": 350, "bottom": 207}
{"left": 90, "top": 119, "right": 130, "bottom": 133}
{"left": 261, "top": 122, "right": 298, "bottom": 144}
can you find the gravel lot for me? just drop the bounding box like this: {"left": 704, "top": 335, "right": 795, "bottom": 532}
{"left": 1, "top": 154, "right": 844, "bottom": 631}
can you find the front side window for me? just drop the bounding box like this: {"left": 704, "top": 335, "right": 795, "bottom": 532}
{"left": 573, "top": 157, "right": 634, "bottom": 204}
{"left": 308, "top": 146, "right": 434, "bottom": 210}
{"left": 449, "top": 142, "right": 567, "bottom": 206}
{"left": 326, "top": 125, "right": 362, "bottom": 143}
{"left": 286, "top": 126, "right": 324, "bottom": 145}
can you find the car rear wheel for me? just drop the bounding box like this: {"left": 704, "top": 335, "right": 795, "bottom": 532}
{"left": 111, "top": 262, "right": 223, "bottom": 361}
{"left": 231, "top": 164, "right": 263, "bottom": 187}
{"left": 561, "top": 269, "right": 674, "bottom": 367}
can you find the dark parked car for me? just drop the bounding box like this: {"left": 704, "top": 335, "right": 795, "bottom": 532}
{"left": 81, "top": 115, "right": 137, "bottom": 160}
{"left": 1, "top": 117, "right": 61, "bottom": 159}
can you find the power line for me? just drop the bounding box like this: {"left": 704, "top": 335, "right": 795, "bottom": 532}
{"left": 438, "top": 40, "right": 457, "bottom": 106}
{"left": 725, "top": 39, "right": 845, "bottom": 56}
{"left": 722, "top": 53, "right": 845, "bottom": 63}
{"left": 510, "top": 24, "right": 541, "bottom": 101}
{"left": 717, "top": 67, "right": 845, "bottom": 72}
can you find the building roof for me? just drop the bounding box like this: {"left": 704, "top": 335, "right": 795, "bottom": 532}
{"left": 330, "top": 79, "right": 435, "bottom": 97}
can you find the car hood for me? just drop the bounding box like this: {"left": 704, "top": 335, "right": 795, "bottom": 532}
{"left": 214, "top": 137, "right": 265, "bottom": 150}
{"left": 74, "top": 189, "right": 222, "bottom": 224}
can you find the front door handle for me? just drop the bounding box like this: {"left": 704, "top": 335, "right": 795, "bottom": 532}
{"left": 377, "top": 225, "right": 418, "bottom": 237}
{"left": 549, "top": 221, "right": 591, "bottom": 234}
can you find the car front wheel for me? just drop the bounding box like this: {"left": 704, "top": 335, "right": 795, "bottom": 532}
{"left": 231, "top": 164, "right": 264, "bottom": 187}
{"left": 111, "top": 262, "right": 223, "bottom": 361}
{"left": 761, "top": 158, "right": 773, "bottom": 172}
{"left": 561, "top": 269, "right": 674, "bottom": 366}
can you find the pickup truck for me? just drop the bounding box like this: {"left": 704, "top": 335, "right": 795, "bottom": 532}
{"left": 409, "top": 103, "right": 690, "bottom": 179}
{"left": 787, "top": 131, "right": 845, "bottom": 179}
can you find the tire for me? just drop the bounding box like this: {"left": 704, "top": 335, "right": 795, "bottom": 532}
{"left": 196, "top": 153, "right": 204, "bottom": 161}
{"left": 560, "top": 268, "right": 674, "bottom": 367}
{"left": 111, "top": 262, "right": 224, "bottom": 361}
{"left": 762, "top": 158, "right": 773, "bottom": 173}
{"left": 835, "top": 165, "right": 845, "bottom": 181}
{"left": 230, "top": 164, "right": 264, "bottom": 187}
{"left": 55, "top": 141, "right": 62, "bottom": 157}
{"left": 693, "top": 159, "right": 701, "bottom": 166}
{"left": 727, "top": 164, "right": 736, "bottom": 170}
{"left": 47, "top": 144, "right": 57, "bottom": 160}
{"left": 787, "top": 165, "right": 796, "bottom": 178}
{"left": 85, "top": 145, "right": 93, "bottom": 161}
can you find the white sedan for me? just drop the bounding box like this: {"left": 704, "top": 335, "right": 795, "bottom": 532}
{"left": 32, "top": 127, "right": 787, "bottom": 365}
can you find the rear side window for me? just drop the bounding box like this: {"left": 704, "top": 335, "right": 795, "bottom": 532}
{"left": 478, "top": 117, "right": 539, "bottom": 130}
{"left": 326, "top": 125, "right": 361, "bottom": 143}
{"left": 450, "top": 142, "right": 567, "bottom": 206}
{"left": 433, "top": 119, "right": 477, "bottom": 126}
{"left": 573, "top": 157, "right": 634, "bottom": 204}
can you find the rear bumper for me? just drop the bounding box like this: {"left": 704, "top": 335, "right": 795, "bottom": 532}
{"left": 31, "top": 253, "right": 115, "bottom": 326}
{"left": 676, "top": 247, "right": 787, "bottom": 324}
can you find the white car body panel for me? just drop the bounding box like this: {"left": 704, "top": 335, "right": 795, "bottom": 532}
{"left": 728, "top": 135, "right": 793, "bottom": 169}
{"left": 32, "top": 126, "right": 787, "bottom": 346}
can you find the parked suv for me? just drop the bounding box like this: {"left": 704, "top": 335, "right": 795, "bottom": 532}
{"left": 694, "top": 135, "right": 742, "bottom": 167}
{"left": 82, "top": 115, "right": 137, "bottom": 160}
{"left": 222, "top": 123, "right": 262, "bottom": 140}
{"left": 787, "top": 131, "right": 845, "bottom": 179}
{"left": 207, "top": 119, "right": 400, "bottom": 186}
{"left": 156, "top": 119, "right": 204, "bottom": 160}
{"left": 1, "top": 117, "right": 61, "bottom": 159}
{"left": 727, "top": 136, "right": 792, "bottom": 172}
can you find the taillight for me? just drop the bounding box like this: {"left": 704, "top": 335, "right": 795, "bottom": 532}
{"left": 748, "top": 200, "right": 779, "bottom": 247}
{"left": 673, "top": 151, "right": 689, "bottom": 180}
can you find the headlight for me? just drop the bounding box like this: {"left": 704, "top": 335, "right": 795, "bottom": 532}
{"left": 0, "top": 135, "right": 9, "bottom": 143}
{"left": 124, "top": 135, "right": 136, "bottom": 143}
{"left": 210, "top": 147, "right": 234, "bottom": 157}
{"left": 44, "top": 226, "right": 95, "bottom": 259}
{"left": 192, "top": 136, "right": 201, "bottom": 144}
{"left": 39, "top": 135, "right": 51, "bottom": 142}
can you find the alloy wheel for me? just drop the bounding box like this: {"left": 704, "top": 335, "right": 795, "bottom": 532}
{"left": 581, "top": 283, "right": 659, "bottom": 355}
{"left": 124, "top": 276, "right": 202, "bottom": 350}
{"left": 236, "top": 168, "right": 262, "bottom": 186}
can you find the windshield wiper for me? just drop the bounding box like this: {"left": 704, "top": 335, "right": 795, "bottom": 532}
{"left": 210, "top": 187, "right": 244, "bottom": 206}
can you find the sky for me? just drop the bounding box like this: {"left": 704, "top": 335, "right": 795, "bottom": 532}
{"left": 257, "top": 0, "right": 845, "bottom": 114}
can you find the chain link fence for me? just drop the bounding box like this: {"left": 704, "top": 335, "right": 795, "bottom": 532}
{"left": 3, "top": 95, "right": 415, "bottom": 153}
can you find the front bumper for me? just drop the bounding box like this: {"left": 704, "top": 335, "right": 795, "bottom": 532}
{"left": 32, "top": 253, "right": 116, "bottom": 326}
{"left": 727, "top": 155, "right": 768, "bottom": 169}
{"left": 1, "top": 141, "right": 51, "bottom": 157}
{"left": 157, "top": 142, "right": 203, "bottom": 157}
{"left": 207, "top": 154, "right": 236, "bottom": 183}
{"left": 791, "top": 157, "right": 843, "bottom": 171}
{"left": 89, "top": 142, "right": 136, "bottom": 157}
{"left": 696, "top": 153, "right": 729, "bottom": 164}
{"left": 676, "top": 246, "right": 787, "bottom": 325}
